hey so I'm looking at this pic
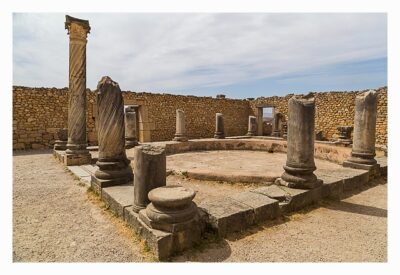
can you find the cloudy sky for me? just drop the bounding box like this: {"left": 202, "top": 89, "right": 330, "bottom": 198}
{"left": 13, "top": 13, "right": 387, "bottom": 98}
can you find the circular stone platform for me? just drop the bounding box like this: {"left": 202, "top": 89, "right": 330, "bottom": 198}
{"left": 167, "top": 150, "right": 343, "bottom": 184}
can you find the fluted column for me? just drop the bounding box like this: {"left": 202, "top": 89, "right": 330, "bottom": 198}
{"left": 214, "top": 113, "right": 225, "bottom": 139}
{"left": 91, "top": 76, "right": 133, "bottom": 193}
{"left": 173, "top": 109, "right": 188, "bottom": 142}
{"left": 246, "top": 116, "right": 257, "bottom": 136}
{"left": 276, "top": 94, "right": 322, "bottom": 189}
{"left": 64, "top": 15, "right": 91, "bottom": 163}
{"left": 125, "top": 106, "right": 139, "bottom": 149}
{"left": 344, "top": 90, "right": 377, "bottom": 168}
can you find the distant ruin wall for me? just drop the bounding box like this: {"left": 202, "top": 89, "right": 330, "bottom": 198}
{"left": 13, "top": 86, "right": 387, "bottom": 150}
{"left": 13, "top": 86, "right": 251, "bottom": 149}
{"left": 250, "top": 86, "right": 387, "bottom": 145}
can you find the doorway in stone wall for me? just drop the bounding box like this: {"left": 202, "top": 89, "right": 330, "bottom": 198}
{"left": 256, "top": 106, "right": 274, "bottom": 136}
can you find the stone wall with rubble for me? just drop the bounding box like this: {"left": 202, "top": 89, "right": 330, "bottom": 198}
{"left": 250, "top": 86, "right": 387, "bottom": 145}
{"left": 13, "top": 86, "right": 252, "bottom": 149}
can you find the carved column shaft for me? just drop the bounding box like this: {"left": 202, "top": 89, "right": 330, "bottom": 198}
{"left": 173, "top": 109, "right": 188, "bottom": 141}
{"left": 125, "top": 106, "right": 139, "bottom": 149}
{"left": 214, "top": 113, "right": 225, "bottom": 139}
{"left": 65, "top": 15, "right": 90, "bottom": 155}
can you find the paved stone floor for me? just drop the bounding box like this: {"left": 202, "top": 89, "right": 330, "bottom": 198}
{"left": 13, "top": 150, "right": 387, "bottom": 262}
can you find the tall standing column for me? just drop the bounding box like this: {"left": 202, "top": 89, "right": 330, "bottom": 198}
{"left": 91, "top": 76, "right": 133, "bottom": 194}
{"left": 173, "top": 109, "right": 188, "bottom": 142}
{"left": 343, "top": 90, "right": 377, "bottom": 169}
{"left": 276, "top": 94, "right": 322, "bottom": 189}
{"left": 125, "top": 106, "right": 139, "bottom": 149}
{"left": 271, "top": 112, "right": 284, "bottom": 137}
{"left": 214, "top": 113, "right": 225, "bottom": 139}
{"left": 246, "top": 116, "right": 257, "bottom": 136}
{"left": 64, "top": 15, "right": 91, "bottom": 165}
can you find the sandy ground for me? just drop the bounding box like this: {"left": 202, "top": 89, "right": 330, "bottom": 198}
{"left": 13, "top": 150, "right": 387, "bottom": 262}
{"left": 13, "top": 150, "right": 151, "bottom": 262}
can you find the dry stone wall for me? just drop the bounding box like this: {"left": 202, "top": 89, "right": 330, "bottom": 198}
{"left": 13, "top": 86, "right": 387, "bottom": 150}
{"left": 250, "top": 86, "right": 387, "bottom": 144}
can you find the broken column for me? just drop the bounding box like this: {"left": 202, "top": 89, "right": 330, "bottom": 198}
{"left": 336, "top": 126, "right": 353, "bottom": 145}
{"left": 91, "top": 76, "right": 133, "bottom": 194}
{"left": 246, "top": 116, "right": 257, "bottom": 136}
{"left": 276, "top": 94, "right": 322, "bottom": 189}
{"left": 282, "top": 122, "right": 288, "bottom": 140}
{"left": 125, "top": 106, "right": 139, "bottom": 149}
{"left": 54, "top": 128, "right": 68, "bottom": 150}
{"left": 173, "top": 109, "right": 188, "bottom": 142}
{"left": 214, "top": 113, "right": 225, "bottom": 139}
{"left": 343, "top": 90, "right": 378, "bottom": 169}
{"left": 271, "top": 112, "right": 284, "bottom": 137}
{"left": 64, "top": 15, "right": 91, "bottom": 165}
{"left": 132, "top": 145, "right": 166, "bottom": 212}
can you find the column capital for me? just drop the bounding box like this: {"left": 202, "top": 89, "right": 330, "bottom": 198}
{"left": 65, "top": 15, "right": 90, "bottom": 40}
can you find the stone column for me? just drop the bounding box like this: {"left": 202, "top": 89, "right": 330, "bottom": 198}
{"left": 173, "top": 109, "right": 188, "bottom": 142}
{"left": 132, "top": 145, "right": 166, "bottom": 212}
{"left": 257, "top": 107, "right": 263, "bottom": 136}
{"left": 91, "top": 76, "right": 133, "bottom": 194}
{"left": 246, "top": 116, "right": 257, "bottom": 136}
{"left": 282, "top": 122, "right": 288, "bottom": 140}
{"left": 64, "top": 15, "right": 91, "bottom": 165}
{"left": 272, "top": 112, "right": 284, "bottom": 137}
{"left": 125, "top": 106, "right": 139, "bottom": 149}
{"left": 276, "top": 94, "right": 322, "bottom": 189}
{"left": 214, "top": 113, "right": 225, "bottom": 139}
{"left": 343, "top": 90, "right": 377, "bottom": 168}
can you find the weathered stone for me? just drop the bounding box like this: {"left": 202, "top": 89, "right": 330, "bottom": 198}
{"left": 173, "top": 109, "right": 188, "bottom": 142}
{"left": 336, "top": 126, "right": 353, "bottom": 145}
{"left": 125, "top": 106, "right": 139, "bottom": 149}
{"left": 64, "top": 15, "right": 91, "bottom": 164}
{"left": 271, "top": 112, "right": 284, "bottom": 137}
{"left": 278, "top": 185, "right": 322, "bottom": 213}
{"left": 91, "top": 76, "right": 133, "bottom": 190}
{"left": 277, "top": 94, "right": 322, "bottom": 189}
{"left": 198, "top": 196, "right": 253, "bottom": 237}
{"left": 132, "top": 145, "right": 166, "bottom": 212}
{"left": 246, "top": 116, "right": 257, "bottom": 136}
{"left": 343, "top": 90, "right": 377, "bottom": 168}
{"left": 101, "top": 183, "right": 134, "bottom": 218}
{"left": 230, "top": 191, "right": 279, "bottom": 223}
{"left": 54, "top": 128, "right": 67, "bottom": 150}
{"left": 282, "top": 122, "right": 288, "bottom": 139}
{"left": 250, "top": 185, "right": 290, "bottom": 202}
{"left": 214, "top": 113, "right": 225, "bottom": 139}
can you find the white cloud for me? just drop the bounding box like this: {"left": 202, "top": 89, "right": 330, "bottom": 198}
{"left": 13, "top": 13, "right": 387, "bottom": 92}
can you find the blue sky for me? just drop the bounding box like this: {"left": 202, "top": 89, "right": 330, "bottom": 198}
{"left": 13, "top": 13, "right": 387, "bottom": 99}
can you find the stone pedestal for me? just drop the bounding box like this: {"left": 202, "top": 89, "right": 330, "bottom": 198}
{"left": 91, "top": 77, "right": 133, "bottom": 194}
{"left": 54, "top": 128, "right": 68, "bottom": 150}
{"left": 336, "top": 126, "right": 353, "bottom": 145}
{"left": 138, "top": 186, "right": 201, "bottom": 254}
{"left": 125, "top": 106, "right": 139, "bottom": 149}
{"left": 64, "top": 15, "right": 91, "bottom": 165}
{"left": 173, "top": 109, "right": 188, "bottom": 142}
{"left": 276, "top": 94, "right": 322, "bottom": 189}
{"left": 271, "top": 112, "right": 284, "bottom": 137}
{"left": 343, "top": 90, "right": 378, "bottom": 170}
{"left": 214, "top": 113, "right": 225, "bottom": 139}
{"left": 132, "top": 145, "right": 166, "bottom": 212}
{"left": 246, "top": 116, "right": 257, "bottom": 136}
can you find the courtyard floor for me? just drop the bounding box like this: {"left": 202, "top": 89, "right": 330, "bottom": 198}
{"left": 13, "top": 150, "right": 387, "bottom": 262}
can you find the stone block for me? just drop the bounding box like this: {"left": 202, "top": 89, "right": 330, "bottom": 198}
{"left": 64, "top": 153, "right": 92, "bottom": 166}
{"left": 250, "top": 185, "right": 289, "bottom": 201}
{"left": 317, "top": 174, "right": 343, "bottom": 199}
{"left": 90, "top": 175, "right": 133, "bottom": 197}
{"left": 198, "top": 196, "right": 253, "bottom": 237}
{"left": 278, "top": 185, "right": 322, "bottom": 214}
{"left": 230, "top": 191, "right": 279, "bottom": 223}
{"left": 101, "top": 184, "right": 134, "bottom": 217}
{"left": 376, "top": 157, "right": 387, "bottom": 176}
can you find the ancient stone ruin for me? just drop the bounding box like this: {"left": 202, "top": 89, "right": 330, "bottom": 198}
{"left": 31, "top": 15, "right": 389, "bottom": 261}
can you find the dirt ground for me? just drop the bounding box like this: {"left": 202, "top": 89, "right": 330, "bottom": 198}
{"left": 13, "top": 150, "right": 387, "bottom": 262}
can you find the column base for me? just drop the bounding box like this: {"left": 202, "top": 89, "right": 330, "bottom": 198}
{"left": 173, "top": 135, "right": 188, "bottom": 142}
{"left": 271, "top": 131, "right": 281, "bottom": 137}
{"left": 214, "top": 132, "right": 225, "bottom": 139}
{"left": 278, "top": 165, "right": 323, "bottom": 189}
{"left": 90, "top": 174, "right": 133, "bottom": 195}
{"left": 246, "top": 132, "right": 256, "bottom": 136}
{"left": 343, "top": 161, "right": 381, "bottom": 178}
{"left": 54, "top": 140, "right": 67, "bottom": 150}
{"left": 125, "top": 139, "right": 139, "bottom": 149}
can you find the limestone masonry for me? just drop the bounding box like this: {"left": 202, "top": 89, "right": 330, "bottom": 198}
{"left": 12, "top": 86, "right": 387, "bottom": 150}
